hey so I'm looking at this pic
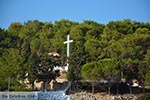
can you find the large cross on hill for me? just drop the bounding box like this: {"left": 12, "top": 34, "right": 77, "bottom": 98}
{"left": 64, "top": 34, "right": 73, "bottom": 67}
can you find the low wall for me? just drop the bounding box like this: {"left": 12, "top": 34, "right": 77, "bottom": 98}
{"left": 0, "top": 91, "right": 69, "bottom": 100}
{"left": 0, "top": 92, "right": 38, "bottom": 100}
{"left": 0, "top": 82, "right": 71, "bottom": 100}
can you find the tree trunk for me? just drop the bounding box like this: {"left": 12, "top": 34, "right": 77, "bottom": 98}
{"left": 43, "top": 81, "right": 46, "bottom": 91}
{"left": 117, "top": 83, "right": 119, "bottom": 95}
{"left": 108, "top": 86, "right": 111, "bottom": 94}
{"left": 92, "top": 82, "right": 95, "bottom": 94}
{"left": 108, "top": 82, "right": 111, "bottom": 95}
{"left": 32, "top": 81, "right": 34, "bottom": 91}
{"left": 129, "top": 86, "right": 132, "bottom": 94}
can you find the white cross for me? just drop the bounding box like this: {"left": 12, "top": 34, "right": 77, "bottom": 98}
{"left": 64, "top": 34, "right": 73, "bottom": 66}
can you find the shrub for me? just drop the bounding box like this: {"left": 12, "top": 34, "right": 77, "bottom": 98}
{"left": 137, "top": 93, "right": 150, "bottom": 100}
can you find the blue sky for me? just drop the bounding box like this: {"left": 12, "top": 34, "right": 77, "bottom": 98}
{"left": 0, "top": 0, "right": 150, "bottom": 29}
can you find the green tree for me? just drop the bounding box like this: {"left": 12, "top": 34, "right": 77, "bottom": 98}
{"left": 82, "top": 61, "right": 102, "bottom": 93}
{"left": 67, "top": 42, "right": 86, "bottom": 82}
{"left": 8, "top": 22, "right": 23, "bottom": 36}
{"left": 0, "top": 48, "right": 23, "bottom": 90}
{"left": 1, "top": 19, "right": 150, "bottom": 91}
{"left": 84, "top": 39, "right": 101, "bottom": 61}
{"left": 82, "top": 58, "right": 120, "bottom": 93}
{"left": 67, "top": 23, "right": 89, "bottom": 82}
{"left": 144, "top": 49, "right": 150, "bottom": 85}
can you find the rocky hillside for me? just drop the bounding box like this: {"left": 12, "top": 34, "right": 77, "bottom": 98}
{"left": 69, "top": 92, "right": 138, "bottom": 100}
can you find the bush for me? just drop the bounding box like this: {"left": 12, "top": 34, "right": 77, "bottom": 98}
{"left": 137, "top": 93, "right": 150, "bottom": 100}
{"left": 11, "top": 86, "right": 31, "bottom": 91}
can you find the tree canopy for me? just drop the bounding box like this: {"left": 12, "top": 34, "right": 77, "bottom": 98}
{"left": 0, "top": 19, "right": 150, "bottom": 90}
